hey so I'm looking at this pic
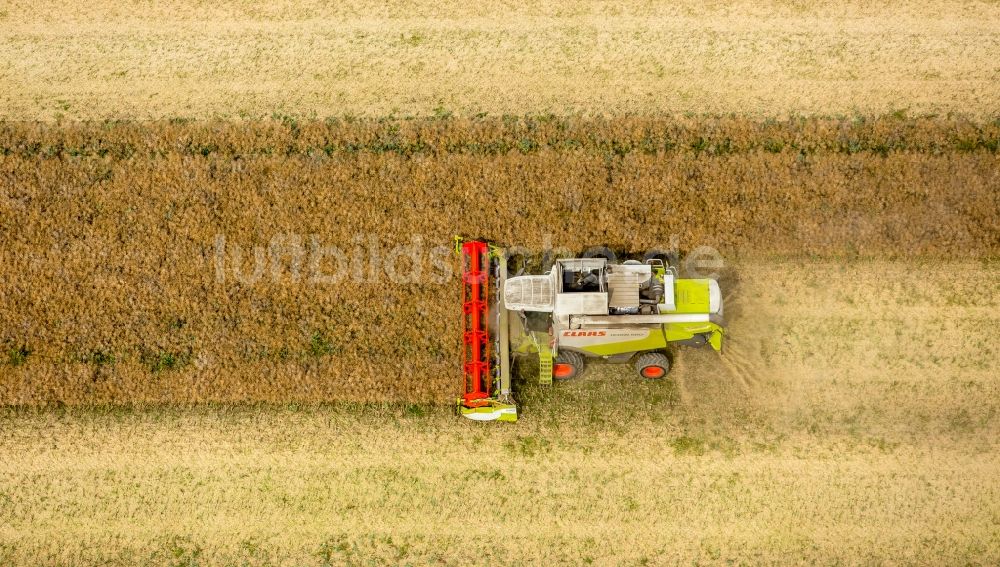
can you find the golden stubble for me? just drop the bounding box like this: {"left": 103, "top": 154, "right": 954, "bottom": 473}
{"left": 2, "top": 256, "right": 998, "bottom": 565}
{"left": 1, "top": 0, "right": 999, "bottom": 119}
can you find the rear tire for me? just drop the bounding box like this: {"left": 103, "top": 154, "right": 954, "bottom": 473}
{"left": 635, "top": 352, "right": 670, "bottom": 379}
{"left": 553, "top": 350, "right": 585, "bottom": 380}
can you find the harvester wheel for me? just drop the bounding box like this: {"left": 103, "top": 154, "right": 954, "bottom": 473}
{"left": 553, "top": 351, "right": 585, "bottom": 380}
{"left": 635, "top": 352, "right": 670, "bottom": 379}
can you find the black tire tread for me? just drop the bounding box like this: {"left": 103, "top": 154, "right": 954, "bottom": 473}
{"left": 634, "top": 352, "right": 670, "bottom": 379}
{"left": 554, "top": 350, "right": 585, "bottom": 380}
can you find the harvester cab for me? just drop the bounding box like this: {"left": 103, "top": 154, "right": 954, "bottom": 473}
{"left": 456, "top": 239, "right": 725, "bottom": 423}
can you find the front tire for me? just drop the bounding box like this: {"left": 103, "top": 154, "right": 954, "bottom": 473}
{"left": 553, "top": 350, "right": 585, "bottom": 380}
{"left": 635, "top": 352, "right": 670, "bottom": 379}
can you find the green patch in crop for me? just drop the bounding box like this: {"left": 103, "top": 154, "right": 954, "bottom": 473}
{"left": 7, "top": 345, "right": 31, "bottom": 366}
{"left": 463, "top": 468, "right": 505, "bottom": 481}
{"left": 270, "top": 113, "right": 301, "bottom": 137}
{"left": 404, "top": 403, "right": 427, "bottom": 417}
{"left": 864, "top": 436, "right": 899, "bottom": 454}
{"left": 517, "top": 138, "right": 539, "bottom": 153}
{"left": 689, "top": 137, "right": 709, "bottom": 154}
{"left": 82, "top": 349, "right": 116, "bottom": 367}
{"left": 670, "top": 435, "right": 706, "bottom": 455}
{"left": 707, "top": 436, "right": 741, "bottom": 458}
{"left": 165, "top": 535, "right": 203, "bottom": 567}
{"left": 316, "top": 535, "right": 353, "bottom": 565}
{"left": 955, "top": 137, "right": 998, "bottom": 152}
{"left": 763, "top": 139, "right": 785, "bottom": 153}
{"left": 191, "top": 143, "right": 217, "bottom": 157}
{"left": 401, "top": 32, "right": 425, "bottom": 47}
{"left": 141, "top": 349, "right": 192, "bottom": 373}
{"left": 307, "top": 331, "right": 340, "bottom": 357}
{"left": 505, "top": 434, "right": 551, "bottom": 457}
{"left": 948, "top": 408, "right": 977, "bottom": 433}
{"left": 432, "top": 105, "right": 453, "bottom": 120}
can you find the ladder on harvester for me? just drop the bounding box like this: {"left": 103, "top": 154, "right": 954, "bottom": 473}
{"left": 457, "top": 238, "right": 517, "bottom": 422}
{"left": 537, "top": 342, "right": 553, "bottom": 386}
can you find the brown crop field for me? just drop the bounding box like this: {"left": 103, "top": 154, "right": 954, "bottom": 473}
{"left": 2, "top": 0, "right": 999, "bottom": 564}
{"left": 1, "top": 118, "right": 997, "bottom": 406}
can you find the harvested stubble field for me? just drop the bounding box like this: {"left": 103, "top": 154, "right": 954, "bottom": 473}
{"left": 2, "top": 0, "right": 1000, "bottom": 120}
{"left": 1, "top": 259, "right": 998, "bottom": 564}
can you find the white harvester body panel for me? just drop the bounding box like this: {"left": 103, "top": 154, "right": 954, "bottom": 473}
{"left": 608, "top": 262, "right": 652, "bottom": 280}
{"left": 504, "top": 273, "right": 556, "bottom": 312}
{"left": 559, "top": 328, "right": 652, "bottom": 349}
{"left": 708, "top": 279, "right": 722, "bottom": 314}
{"left": 572, "top": 313, "right": 711, "bottom": 327}
{"left": 607, "top": 270, "right": 641, "bottom": 309}
{"left": 660, "top": 273, "right": 676, "bottom": 311}
{"left": 554, "top": 292, "right": 609, "bottom": 316}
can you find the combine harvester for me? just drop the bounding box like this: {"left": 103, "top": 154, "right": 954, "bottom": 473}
{"left": 457, "top": 238, "right": 725, "bottom": 422}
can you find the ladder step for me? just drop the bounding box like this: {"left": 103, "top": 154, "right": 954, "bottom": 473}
{"left": 537, "top": 347, "right": 553, "bottom": 386}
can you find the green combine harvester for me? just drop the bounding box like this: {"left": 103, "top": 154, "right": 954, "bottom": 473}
{"left": 457, "top": 239, "right": 725, "bottom": 422}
